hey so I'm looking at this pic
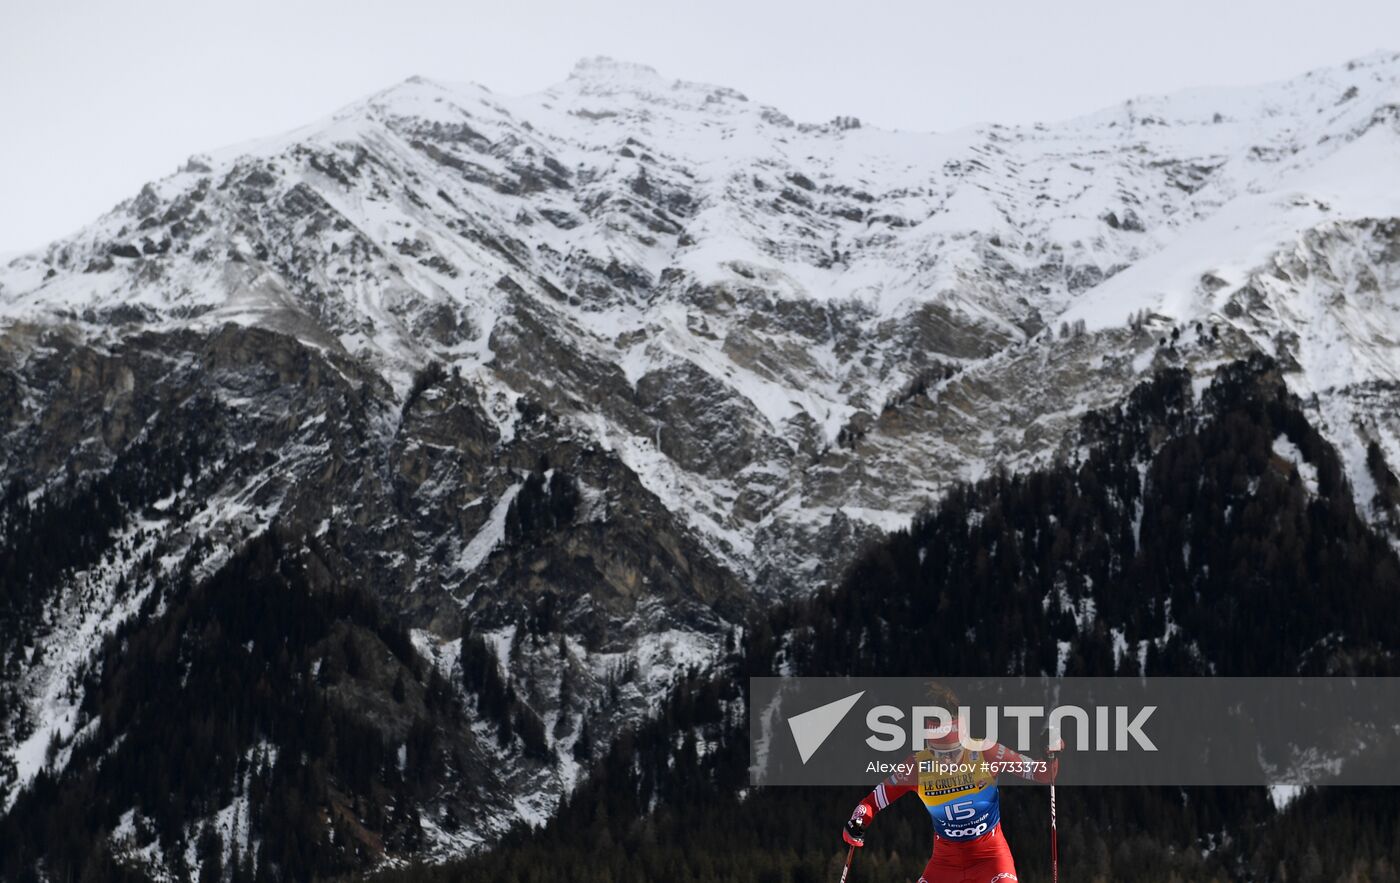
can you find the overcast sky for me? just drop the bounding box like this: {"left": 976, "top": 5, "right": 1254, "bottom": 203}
{"left": 2, "top": 0, "right": 1398, "bottom": 253}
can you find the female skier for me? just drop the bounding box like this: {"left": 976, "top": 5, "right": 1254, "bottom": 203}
{"left": 842, "top": 713, "right": 1058, "bottom": 883}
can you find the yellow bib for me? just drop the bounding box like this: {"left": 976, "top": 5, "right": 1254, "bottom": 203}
{"left": 915, "top": 748, "right": 997, "bottom": 809}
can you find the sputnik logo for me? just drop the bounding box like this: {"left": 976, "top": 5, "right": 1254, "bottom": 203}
{"left": 787, "top": 691, "right": 865, "bottom": 763}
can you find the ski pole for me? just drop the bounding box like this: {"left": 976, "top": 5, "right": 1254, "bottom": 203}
{"left": 839, "top": 842, "right": 856, "bottom": 883}
{"left": 1047, "top": 726, "right": 1062, "bottom": 883}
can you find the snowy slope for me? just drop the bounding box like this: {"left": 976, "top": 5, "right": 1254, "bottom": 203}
{"left": 4, "top": 55, "right": 1396, "bottom": 576}
{"left": 5, "top": 51, "right": 1400, "bottom": 872}
{"left": 5, "top": 46, "right": 1400, "bottom": 652}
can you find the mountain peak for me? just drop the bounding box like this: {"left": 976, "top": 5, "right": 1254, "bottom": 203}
{"left": 569, "top": 56, "right": 663, "bottom": 82}
{"left": 556, "top": 56, "right": 751, "bottom": 112}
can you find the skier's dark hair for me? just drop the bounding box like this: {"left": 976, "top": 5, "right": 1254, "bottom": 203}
{"left": 922, "top": 680, "right": 959, "bottom": 709}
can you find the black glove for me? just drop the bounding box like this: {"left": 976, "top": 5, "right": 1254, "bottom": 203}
{"left": 843, "top": 814, "right": 866, "bottom": 847}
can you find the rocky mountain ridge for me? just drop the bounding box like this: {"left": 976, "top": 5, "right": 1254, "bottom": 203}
{"left": 4, "top": 50, "right": 1400, "bottom": 874}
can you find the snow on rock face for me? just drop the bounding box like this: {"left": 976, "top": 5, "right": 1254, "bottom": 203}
{"left": 6, "top": 52, "right": 1400, "bottom": 609}
{"left": 7, "top": 51, "right": 1400, "bottom": 869}
{"left": 1273, "top": 434, "right": 1320, "bottom": 495}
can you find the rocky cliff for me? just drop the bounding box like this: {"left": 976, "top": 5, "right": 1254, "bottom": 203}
{"left": 4, "top": 51, "right": 1400, "bottom": 876}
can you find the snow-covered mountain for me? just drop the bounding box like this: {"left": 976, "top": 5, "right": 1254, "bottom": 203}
{"left": 4, "top": 51, "right": 1400, "bottom": 875}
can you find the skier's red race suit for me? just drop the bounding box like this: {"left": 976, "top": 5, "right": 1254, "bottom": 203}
{"left": 847, "top": 742, "right": 1056, "bottom": 883}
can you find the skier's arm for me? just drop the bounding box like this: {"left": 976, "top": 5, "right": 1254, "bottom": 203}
{"left": 983, "top": 741, "right": 1059, "bottom": 783}
{"left": 844, "top": 757, "right": 917, "bottom": 846}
